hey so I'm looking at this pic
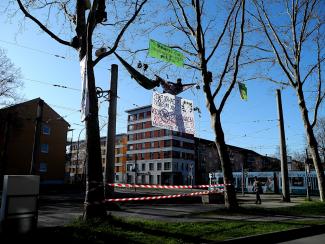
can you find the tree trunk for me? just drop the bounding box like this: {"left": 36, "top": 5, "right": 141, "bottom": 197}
{"left": 296, "top": 86, "right": 325, "bottom": 201}
{"left": 83, "top": 58, "right": 107, "bottom": 219}
{"left": 212, "top": 113, "right": 238, "bottom": 209}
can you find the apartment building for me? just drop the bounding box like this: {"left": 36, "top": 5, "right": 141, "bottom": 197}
{"left": 125, "top": 105, "right": 195, "bottom": 185}
{"left": 67, "top": 133, "right": 127, "bottom": 183}
{"left": 0, "top": 98, "right": 69, "bottom": 186}
{"left": 194, "top": 137, "right": 280, "bottom": 184}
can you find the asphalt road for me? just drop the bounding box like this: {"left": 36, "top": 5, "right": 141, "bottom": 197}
{"left": 35, "top": 191, "right": 325, "bottom": 244}
{"left": 278, "top": 233, "right": 325, "bottom": 244}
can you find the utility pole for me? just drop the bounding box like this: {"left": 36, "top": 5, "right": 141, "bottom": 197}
{"left": 276, "top": 89, "right": 290, "bottom": 202}
{"left": 30, "top": 99, "right": 44, "bottom": 175}
{"left": 105, "top": 64, "right": 118, "bottom": 198}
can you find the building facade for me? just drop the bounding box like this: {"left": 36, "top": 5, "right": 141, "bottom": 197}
{"left": 0, "top": 98, "right": 69, "bottom": 186}
{"left": 67, "top": 133, "right": 127, "bottom": 183}
{"left": 125, "top": 105, "right": 195, "bottom": 185}
{"left": 194, "top": 138, "right": 280, "bottom": 184}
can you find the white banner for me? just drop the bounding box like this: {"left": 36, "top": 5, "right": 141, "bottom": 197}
{"left": 151, "top": 91, "right": 195, "bottom": 135}
{"left": 80, "top": 56, "right": 89, "bottom": 121}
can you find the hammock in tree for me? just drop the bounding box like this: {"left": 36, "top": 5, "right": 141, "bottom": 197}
{"left": 114, "top": 52, "right": 196, "bottom": 95}
{"left": 114, "top": 52, "right": 160, "bottom": 90}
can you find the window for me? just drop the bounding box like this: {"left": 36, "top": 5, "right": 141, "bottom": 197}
{"left": 129, "top": 114, "right": 137, "bottom": 121}
{"left": 128, "top": 124, "right": 134, "bottom": 131}
{"left": 141, "top": 175, "right": 146, "bottom": 184}
{"left": 150, "top": 131, "right": 154, "bottom": 138}
{"left": 127, "top": 164, "right": 133, "bottom": 172}
{"left": 142, "top": 163, "right": 146, "bottom": 171}
{"left": 127, "top": 174, "right": 132, "bottom": 183}
{"left": 149, "top": 175, "right": 153, "bottom": 184}
{"left": 157, "top": 175, "right": 161, "bottom": 184}
{"left": 157, "top": 163, "right": 162, "bottom": 170}
{"left": 164, "top": 162, "right": 171, "bottom": 170}
{"left": 39, "top": 162, "right": 47, "bottom": 173}
{"left": 164, "top": 140, "right": 171, "bottom": 147}
{"left": 149, "top": 163, "right": 154, "bottom": 170}
{"left": 128, "top": 134, "right": 134, "bottom": 141}
{"left": 42, "top": 124, "right": 50, "bottom": 135}
{"left": 174, "top": 163, "right": 178, "bottom": 171}
{"left": 150, "top": 152, "right": 154, "bottom": 159}
{"left": 164, "top": 151, "right": 170, "bottom": 158}
{"left": 140, "top": 153, "right": 145, "bottom": 160}
{"left": 172, "top": 151, "right": 180, "bottom": 158}
{"left": 41, "top": 144, "right": 48, "bottom": 153}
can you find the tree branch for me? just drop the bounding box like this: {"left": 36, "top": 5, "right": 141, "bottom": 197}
{"left": 302, "top": 56, "right": 325, "bottom": 85}
{"left": 93, "top": 0, "right": 148, "bottom": 66}
{"left": 175, "top": 0, "right": 196, "bottom": 37}
{"left": 311, "top": 32, "right": 324, "bottom": 128}
{"left": 259, "top": 0, "right": 294, "bottom": 69}
{"left": 213, "top": 3, "right": 241, "bottom": 100}
{"left": 16, "top": 0, "right": 72, "bottom": 47}
{"left": 253, "top": 2, "right": 296, "bottom": 87}
{"left": 207, "top": 0, "right": 239, "bottom": 62}
{"left": 170, "top": 1, "right": 198, "bottom": 52}
{"left": 219, "top": 0, "right": 245, "bottom": 112}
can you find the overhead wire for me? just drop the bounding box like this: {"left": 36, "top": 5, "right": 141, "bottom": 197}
{"left": 0, "top": 39, "right": 111, "bottom": 70}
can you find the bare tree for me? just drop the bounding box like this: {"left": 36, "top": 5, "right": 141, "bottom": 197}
{"left": 11, "top": 0, "right": 147, "bottom": 219}
{"left": 161, "top": 0, "right": 246, "bottom": 209}
{"left": 0, "top": 48, "right": 22, "bottom": 105}
{"left": 251, "top": 0, "right": 325, "bottom": 201}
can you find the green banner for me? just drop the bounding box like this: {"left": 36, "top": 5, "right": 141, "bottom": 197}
{"left": 148, "top": 39, "right": 184, "bottom": 67}
{"left": 238, "top": 82, "right": 248, "bottom": 101}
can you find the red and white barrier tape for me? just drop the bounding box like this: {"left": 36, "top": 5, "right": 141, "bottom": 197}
{"left": 106, "top": 190, "right": 224, "bottom": 202}
{"left": 107, "top": 183, "right": 228, "bottom": 189}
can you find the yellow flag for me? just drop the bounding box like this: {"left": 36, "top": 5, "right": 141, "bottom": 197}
{"left": 238, "top": 82, "right": 248, "bottom": 101}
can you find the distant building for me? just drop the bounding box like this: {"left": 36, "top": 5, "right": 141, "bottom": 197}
{"left": 0, "top": 98, "right": 69, "bottom": 186}
{"left": 194, "top": 138, "right": 280, "bottom": 184}
{"left": 67, "top": 134, "right": 128, "bottom": 183}
{"left": 125, "top": 105, "right": 195, "bottom": 185}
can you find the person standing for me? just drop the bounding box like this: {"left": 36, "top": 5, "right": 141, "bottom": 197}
{"left": 253, "top": 176, "right": 262, "bottom": 204}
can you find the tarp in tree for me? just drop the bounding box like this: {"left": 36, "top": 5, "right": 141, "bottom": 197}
{"left": 114, "top": 52, "right": 159, "bottom": 90}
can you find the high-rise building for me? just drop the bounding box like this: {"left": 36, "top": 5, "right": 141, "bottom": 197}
{"left": 125, "top": 105, "right": 195, "bottom": 185}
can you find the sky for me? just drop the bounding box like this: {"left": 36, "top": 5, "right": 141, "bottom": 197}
{"left": 0, "top": 1, "right": 323, "bottom": 158}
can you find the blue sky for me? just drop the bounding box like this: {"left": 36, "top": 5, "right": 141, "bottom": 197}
{"left": 0, "top": 1, "right": 323, "bottom": 158}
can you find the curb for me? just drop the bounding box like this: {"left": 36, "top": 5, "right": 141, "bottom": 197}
{"left": 219, "top": 224, "right": 325, "bottom": 243}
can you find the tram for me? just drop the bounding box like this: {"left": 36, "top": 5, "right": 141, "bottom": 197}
{"left": 209, "top": 171, "right": 321, "bottom": 195}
